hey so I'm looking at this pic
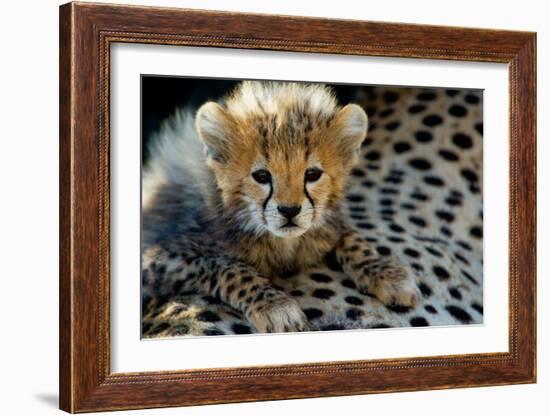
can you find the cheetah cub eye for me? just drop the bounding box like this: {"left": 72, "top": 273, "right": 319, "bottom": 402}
{"left": 252, "top": 169, "right": 272, "bottom": 184}
{"left": 304, "top": 168, "right": 323, "bottom": 182}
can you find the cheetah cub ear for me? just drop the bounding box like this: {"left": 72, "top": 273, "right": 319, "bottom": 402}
{"left": 330, "top": 104, "right": 368, "bottom": 164}
{"left": 329, "top": 104, "right": 368, "bottom": 167}
{"left": 196, "top": 102, "right": 233, "bottom": 162}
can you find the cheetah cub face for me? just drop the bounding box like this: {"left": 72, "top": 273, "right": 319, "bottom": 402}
{"left": 196, "top": 81, "right": 368, "bottom": 238}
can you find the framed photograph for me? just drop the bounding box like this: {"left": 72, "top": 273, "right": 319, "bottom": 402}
{"left": 59, "top": 2, "right": 536, "bottom": 412}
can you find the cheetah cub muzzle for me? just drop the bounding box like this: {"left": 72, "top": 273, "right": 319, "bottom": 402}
{"left": 142, "top": 81, "right": 421, "bottom": 333}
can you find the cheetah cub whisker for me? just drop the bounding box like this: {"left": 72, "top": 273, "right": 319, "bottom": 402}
{"left": 142, "top": 81, "right": 421, "bottom": 333}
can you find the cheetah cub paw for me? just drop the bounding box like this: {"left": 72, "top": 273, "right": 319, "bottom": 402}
{"left": 357, "top": 261, "right": 421, "bottom": 307}
{"left": 245, "top": 288, "right": 309, "bottom": 333}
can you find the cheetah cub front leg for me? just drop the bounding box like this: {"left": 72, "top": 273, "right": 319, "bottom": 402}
{"left": 211, "top": 261, "right": 309, "bottom": 333}
{"left": 142, "top": 245, "right": 308, "bottom": 333}
{"left": 335, "top": 228, "right": 421, "bottom": 307}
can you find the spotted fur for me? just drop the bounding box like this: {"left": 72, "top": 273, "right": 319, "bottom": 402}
{"left": 142, "top": 81, "right": 420, "bottom": 333}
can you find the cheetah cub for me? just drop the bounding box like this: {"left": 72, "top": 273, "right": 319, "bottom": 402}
{"left": 142, "top": 81, "right": 420, "bottom": 333}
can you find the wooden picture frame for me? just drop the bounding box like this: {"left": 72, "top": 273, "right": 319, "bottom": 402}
{"left": 59, "top": 2, "right": 536, "bottom": 412}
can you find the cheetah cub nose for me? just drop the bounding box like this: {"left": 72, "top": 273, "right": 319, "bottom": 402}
{"left": 277, "top": 205, "right": 301, "bottom": 219}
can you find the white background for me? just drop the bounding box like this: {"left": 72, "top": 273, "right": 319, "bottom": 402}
{"left": 0, "top": 0, "right": 546, "bottom": 414}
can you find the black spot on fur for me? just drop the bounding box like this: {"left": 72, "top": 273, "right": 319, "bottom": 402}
{"left": 172, "top": 279, "right": 185, "bottom": 293}
{"left": 341, "top": 278, "right": 357, "bottom": 289}
{"left": 197, "top": 310, "right": 221, "bottom": 322}
{"left": 304, "top": 308, "right": 323, "bottom": 320}
{"left": 445, "top": 89, "right": 459, "bottom": 97}
{"left": 470, "top": 226, "right": 483, "bottom": 239}
{"left": 154, "top": 264, "right": 166, "bottom": 276}
{"left": 426, "top": 247, "right": 443, "bottom": 257}
{"left": 445, "top": 196, "right": 462, "bottom": 206}
{"left": 384, "top": 175, "right": 402, "bottom": 184}
{"left": 423, "top": 114, "right": 443, "bottom": 127}
{"left": 438, "top": 149, "right": 460, "bottom": 161}
{"left": 436, "top": 210, "right": 455, "bottom": 223}
{"left": 472, "top": 303, "right": 484, "bottom": 314}
{"left": 202, "top": 295, "right": 221, "bottom": 305}
{"left": 415, "top": 130, "right": 433, "bottom": 143}
{"left": 475, "top": 122, "right": 483, "bottom": 135}
{"left": 410, "top": 317, "right": 429, "bottom": 327}
{"left": 290, "top": 289, "right": 304, "bottom": 297}
{"left": 424, "top": 305, "right": 438, "bottom": 314}
{"left": 433, "top": 265, "right": 450, "bottom": 280}
{"left": 388, "top": 236, "right": 405, "bottom": 243}
{"left": 312, "top": 288, "right": 336, "bottom": 299}
{"left": 379, "top": 108, "right": 394, "bottom": 118}
{"left": 461, "top": 168, "right": 478, "bottom": 183}
{"left": 357, "top": 222, "right": 376, "bottom": 230}
{"left": 371, "top": 324, "right": 392, "bottom": 329}
{"left": 454, "top": 252, "right": 469, "bottom": 265}
{"left": 409, "top": 216, "right": 427, "bottom": 227}
{"left": 310, "top": 273, "right": 333, "bottom": 283}
{"left": 418, "top": 282, "right": 432, "bottom": 297}
{"left": 365, "top": 150, "right": 381, "bottom": 161}
{"left": 417, "top": 91, "right": 436, "bottom": 101}
{"left": 154, "top": 295, "right": 170, "bottom": 310}
{"left": 465, "top": 94, "right": 480, "bottom": 104}
{"left": 232, "top": 323, "right": 252, "bottom": 334}
{"left": 404, "top": 248, "right": 421, "bottom": 258}
{"left": 379, "top": 187, "right": 399, "bottom": 195}
{"left": 362, "top": 138, "right": 373, "bottom": 147}
{"left": 351, "top": 168, "right": 366, "bottom": 177}
{"left": 345, "top": 296, "right": 364, "bottom": 306}
{"left": 461, "top": 269, "right": 479, "bottom": 285}
{"left": 449, "top": 104, "right": 468, "bottom": 117}
{"left": 347, "top": 194, "right": 364, "bottom": 202}
{"left": 141, "top": 322, "right": 152, "bottom": 334}
{"left": 394, "top": 141, "right": 412, "bottom": 153}
{"left": 452, "top": 133, "right": 473, "bottom": 149}
{"left": 423, "top": 176, "right": 445, "bottom": 186}
{"left": 383, "top": 91, "right": 399, "bottom": 104}
{"left": 386, "top": 305, "right": 412, "bottom": 314}
{"left": 445, "top": 305, "right": 472, "bottom": 323}
{"left": 408, "top": 104, "right": 427, "bottom": 114}
{"left": 390, "top": 223, "right": 405, "bottom": 233}
{"left": 457, "top": 241, "right": 473, "bottom": 251}
{"left": 376, "top": 246, "right": 391, "bottom": 256}
{"left": 410, "top": 192, "right": 429, "bottom": 201}
{"left": 409, "top": 158, "right": 432, "bottom": 170}
{"left": 449, "top": 287, "right": 462, "bottom": 300}
{"left": 385, "top": 121, "right": 400, "bottom": 131}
